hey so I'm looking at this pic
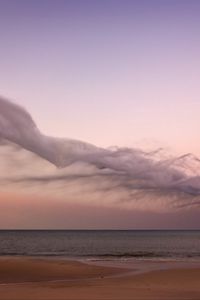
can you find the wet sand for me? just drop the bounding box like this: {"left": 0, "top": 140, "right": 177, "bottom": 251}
{"left": 0, "top": 258, "right": 200, "bottom": 299}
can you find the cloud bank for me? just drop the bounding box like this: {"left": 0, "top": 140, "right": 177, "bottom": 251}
{"left": 0, "top": 96, "right": 200, "bottom": 209}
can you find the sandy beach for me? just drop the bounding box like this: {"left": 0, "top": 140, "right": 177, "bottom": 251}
{"left": 0, "top": 258, "right": 199, "bottom": 300}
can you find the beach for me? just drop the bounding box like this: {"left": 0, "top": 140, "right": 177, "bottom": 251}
{"left": 0, "top": 258, "right": 200, "bottom": 300}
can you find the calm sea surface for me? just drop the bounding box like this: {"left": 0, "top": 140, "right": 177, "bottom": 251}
{"left": 0, "top": 230, "right": 200, "bottom": 261}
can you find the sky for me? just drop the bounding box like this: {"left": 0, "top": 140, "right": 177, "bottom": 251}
{"left": 0, "top": 0, "right": 200, "bottom": 229}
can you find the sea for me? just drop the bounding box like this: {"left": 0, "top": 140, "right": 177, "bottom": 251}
{"left": 0, "top": 230, "right": 200, "bottom": 261}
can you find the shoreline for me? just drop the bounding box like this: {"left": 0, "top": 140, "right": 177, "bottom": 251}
{"left": 85, "top": 257, "right": 200, "bottom": 275}
{"left": 0, "top": 257, "right": 200, "bottom": 299}
{"left": 1, "top": 254, "right": 200, "bottom": 274}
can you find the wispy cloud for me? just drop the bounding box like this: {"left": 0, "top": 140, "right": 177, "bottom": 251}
{"left": 0, "top": 96, "right": 200, "bottom": 210}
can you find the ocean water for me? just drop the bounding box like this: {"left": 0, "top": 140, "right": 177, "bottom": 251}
{"left": 0, "top": 230, "right": 200, "bottom": 261}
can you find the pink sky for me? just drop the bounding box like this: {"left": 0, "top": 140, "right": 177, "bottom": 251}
{"left": 0, "top": 0, "right": 200, "bottom": 228}
{"left": 0, "top": 192, "right": 199, "bottom": 229}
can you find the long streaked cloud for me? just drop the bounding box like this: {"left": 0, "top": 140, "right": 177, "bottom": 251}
{"left": 0, "top": 96, "right": 200, "bottom": 208}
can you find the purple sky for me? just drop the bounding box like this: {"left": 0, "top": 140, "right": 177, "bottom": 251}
{"left": 0, "top": 0, "right": 200, "bottom": 228}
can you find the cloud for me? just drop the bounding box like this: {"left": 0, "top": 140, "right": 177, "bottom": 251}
{"left": 0, "top": 96, "right": 200, "bottom": 209}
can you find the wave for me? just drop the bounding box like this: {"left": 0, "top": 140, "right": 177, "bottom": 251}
{"left": 0, "top": 251, "right": 200, "bottom": 260}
